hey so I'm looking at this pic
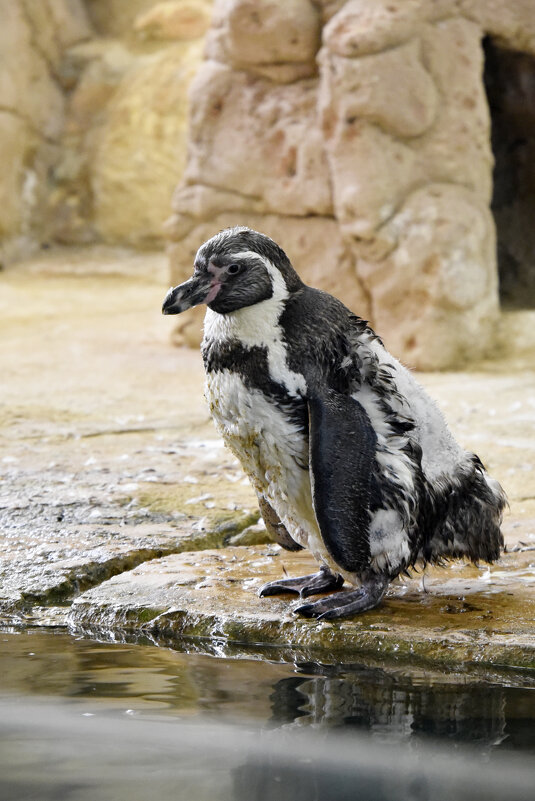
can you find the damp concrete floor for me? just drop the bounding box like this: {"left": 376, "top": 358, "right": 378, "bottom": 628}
{"left": 1, "top": 247, "right": 534, "bottom": 670}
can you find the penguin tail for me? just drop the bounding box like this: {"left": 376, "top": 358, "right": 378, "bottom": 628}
{"left": 421, "top": 455, "right": 507, "bottom": 565}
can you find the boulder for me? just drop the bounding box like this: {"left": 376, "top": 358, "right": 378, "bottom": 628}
{"left": 319, "top": 40, "right": 438, "bottom": 140}
{"left": 356, "top": 184, "right": 499, "bottom": 369}
{"left": 50, "top": 4, "right": 212, "bottom": 247}
{"left": 134, "top": 0, "right": 213, "bottom": 41}
{"left": 91, "top": 43, "right": 204, "bottom": 245}
{"left": 206, "top": 0, "right": 320, "bottom": 66}
{"left": 460, "top": 0, "right": 535, "bottom": 54}
{"left": 0, "top": 0, "right": 89, "bottom": 262}
{"left": 323, "top": 0, "right": 428, "bottom": 57}
{"left": 417, "top": 17, "right": 493, "bottom": 202}
{"left": 85, "top": 0, "right": 160, "bottom": 36}
{"left": 184, "top": 61, "right": 332, "bottom": 217}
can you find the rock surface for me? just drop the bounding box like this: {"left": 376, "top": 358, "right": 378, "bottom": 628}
{"left": 168, "top": 0, "right": 535, "bottom": 369}
{"left": 3, "top": 0, "right": 535, "bottom": 372}
{"left": 134, "top": 1, "right": 213, "bottom": 41}
{"left": 1, "top": 249, "right": 534, "bottom": 669}
{"left": 0, "top": 248, "right": 260, "bottom": 622}
{"left": 70, "top": 544, "right": 535, "bottom": 668}
{"left": 90, "top": 42, "right": 204, "bottom": 246}
{"left": 51, "top": 4, "right": 212, "bottom": 248}
{"left": 0, "top": 0, "right": 90, "bottom": 263}
{"left": 0, "top": 0, "right": 212, "bottom": 260}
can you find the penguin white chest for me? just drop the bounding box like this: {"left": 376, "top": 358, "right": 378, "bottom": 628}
{"left": 205, "top": 369, "right": 317, "bottom": 545}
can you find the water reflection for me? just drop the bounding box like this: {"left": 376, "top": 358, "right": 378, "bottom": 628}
{"left": 0, "top": 629, "right": 533, "bottom": 753}
{"left": 269, "top": 663, "right": 535, "bottom": 752}
{"left": 1, "top": 629, "right": 534, "bottom": 801}
{"left": 269, "top": 669, "right": 510, "bottom": 748}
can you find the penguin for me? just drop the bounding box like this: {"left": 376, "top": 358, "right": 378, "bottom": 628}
{"left": 162, "top": 226, "right": 506, "bottom": 620}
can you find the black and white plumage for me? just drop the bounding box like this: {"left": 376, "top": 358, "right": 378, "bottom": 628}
{"left": 162, "top": 226, "right": 506, "bottom": 620}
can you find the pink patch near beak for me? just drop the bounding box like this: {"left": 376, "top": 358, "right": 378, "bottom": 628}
{"left": 204, "top": 281, "right": 222, "bottom": 305}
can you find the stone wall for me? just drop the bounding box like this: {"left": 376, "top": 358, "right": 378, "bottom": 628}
{"left": 51, "top": 0, "right": 213, "bottom": 248}
{"left": 3, "top": 0, "right": 535, "bottom": 368}
{"left": 0, "top": 0, "right": 212, "bottom": 263}
{"left": 167, "top": 0, "right": 535, "bottom": 368}
{"left": 0, "top": 0, "right": 90, "bottom": 264}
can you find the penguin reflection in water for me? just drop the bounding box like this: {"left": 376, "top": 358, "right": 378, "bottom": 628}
{"left": 162, "top": 227, "right": 506, "bottom": 620}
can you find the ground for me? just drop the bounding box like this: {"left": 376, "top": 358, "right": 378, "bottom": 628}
{"left": 1, "top": 247, "right": 534, "bottom": 669}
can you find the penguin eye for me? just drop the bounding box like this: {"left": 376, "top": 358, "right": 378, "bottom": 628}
{"left": 227, "top": 263, "right": 241, "bottom": 275}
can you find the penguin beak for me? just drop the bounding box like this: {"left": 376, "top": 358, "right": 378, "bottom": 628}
{"left": 162, "top": 273, "right": 221, "bottom": 315}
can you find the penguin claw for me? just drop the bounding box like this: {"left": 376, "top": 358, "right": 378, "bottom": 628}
{"left": 259, "top": 581, "right": 298, "bottom": 598}
{"left": 291, "top": 601, "right": 320, "bottom": 618}
{"left": 259, "top": 567, "right": 343, "bottom": 598}
{"left": 293, "top": 592, "right": 371, "bottom": 620}
{"left": 293, "top": 576, "right": 389, "bottom": 620}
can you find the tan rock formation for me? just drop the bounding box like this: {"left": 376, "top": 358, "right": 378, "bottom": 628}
{"left": 0, "top": 0, "right": 90, "bottom": 264}
{"left": 168, "top": 0, "right": 535, "bottom": 368}
{"left": 134, "top": 1, "right": 212, "bottom": 41}
{"left": 1, "top": 1, "right": 211, "bottom": 259}
{"left": 357, "top": 185, "right": 498, "bottom": 368}
{"left": 184, "top": 62, "right": 331, "bottom": 216}
{"left": 85, "top": 0, "right": 162, "bottom": 37}
{"left": 49, "top": 38, "right": 137, "bottom": 244}
{"left": 50, "top": 3, "right": 211, "bottom": 248}
{"left": 2, "top": 0, "right": 535, "bottom": 371}
{"left": 206, "top": 0, "right": 320, "bottom": 67}
{"left": 91, "top": 42, "right": 203, "bottom": 246}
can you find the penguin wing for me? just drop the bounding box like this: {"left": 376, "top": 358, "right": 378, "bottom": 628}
{"left": 308, "top": 389, "right": 377, "bottom": 573}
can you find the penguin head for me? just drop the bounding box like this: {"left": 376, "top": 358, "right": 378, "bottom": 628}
{"left": 162, "top": 227, "right": 303, "bottom": 315}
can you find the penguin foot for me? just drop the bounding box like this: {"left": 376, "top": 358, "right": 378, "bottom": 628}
{"left": 258, "top": 566, "right": 344, "bottom": 598}
{"left": 293, "top": 574, "right": 389, "bottom": 620}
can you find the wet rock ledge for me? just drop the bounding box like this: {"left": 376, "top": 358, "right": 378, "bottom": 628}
{"left": 2, "top": 252, "right": 535, "bottom": 672}
{"left": 69, "top": 544, "right": 535, "bottom": 669}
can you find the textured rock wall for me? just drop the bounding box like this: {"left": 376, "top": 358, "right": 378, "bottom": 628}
{"left": 0, "top": 0, "right": 212, "bottom": 262}
{"left": 51, "top": 0, "right": 213, "bottom": 248}
{"left": 0, "top": 0, "right": 90, "bottom": 264}
{"left": 167, "top": 0, "right": 535, "bottom": 369}
{"left": 3, "top": 0, "right": 535, "bottom": 368}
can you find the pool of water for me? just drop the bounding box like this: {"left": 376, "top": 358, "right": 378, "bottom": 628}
{"left": 1, "top": 628, "right": 534, "bottom": 800}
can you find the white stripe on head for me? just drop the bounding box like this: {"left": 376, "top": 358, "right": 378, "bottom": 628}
{"left": 203, "top": 251, "right": 307, "bottom": 397}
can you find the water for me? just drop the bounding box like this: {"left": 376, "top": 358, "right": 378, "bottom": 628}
{"left": 1, "top": 629, "right": 534, "bottom": 800}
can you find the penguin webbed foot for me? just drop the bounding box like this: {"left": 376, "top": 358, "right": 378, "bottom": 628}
{"left": 259, "top": 566, "right": 344, "bottom": 599}
{"left": 294, "top": 573, "right": 389, "bottom": 620}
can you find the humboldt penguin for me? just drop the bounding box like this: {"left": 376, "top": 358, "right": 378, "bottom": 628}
{"left": 162, "top": 227, "right": 506, "bottom": 620}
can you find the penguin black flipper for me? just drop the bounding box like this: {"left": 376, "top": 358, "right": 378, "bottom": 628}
{"left": 308, "top": 389, "right": 378, "bottom": 574}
